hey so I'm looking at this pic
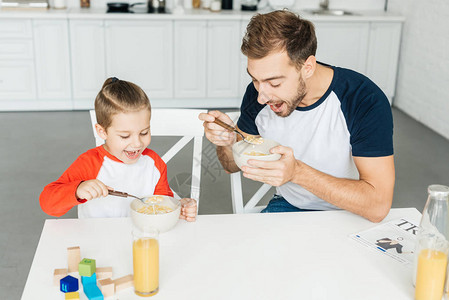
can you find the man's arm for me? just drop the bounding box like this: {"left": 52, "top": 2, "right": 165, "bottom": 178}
{"left": 217, "top": 145, "right": 240, "bottom": 173}
{"left": 242, "top": 146, "right": 395, "bottom": 222}
{"left": 292, "top": 155, "right": 395, "bottom": 223}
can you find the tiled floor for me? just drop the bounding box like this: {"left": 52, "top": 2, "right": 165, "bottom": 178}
{"left": 1, "top": 107, "right": 448, "bottom": 298}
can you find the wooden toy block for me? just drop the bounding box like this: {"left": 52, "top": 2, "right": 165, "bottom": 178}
{"left": 83, "top": 282, "right": 104, "bottom": 300}
{"left": 79, "top": 258, "right": 96, "bottom": 277}
{"left": 113, "top": 274, "right": 133, "bottom": 292}
{"left": 53, "top": 268, "right": 68, "bottom": 286}
{"left": 81, "top": 272, "right": 97, "bottom": 286}
{"left": 98, "top": 278, "right": 114, "bottom": 298}
{"left": 65, "top": 291, "right": 80, "bottom": 299}
{"left": 60, "top": 275, "right": 79, "bottom": 293}
{"left": 67, "top": 246, "right": 81, "bottom": 273}
{"left": 96, "top": 267, "right": 113, "bottom": 280}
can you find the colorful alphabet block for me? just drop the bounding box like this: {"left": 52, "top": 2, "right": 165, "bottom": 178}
{"left": 96, "top": 267, "right": 113, "bottom": 280}
{"left": 113, "top": 274, "right": 133, "bottom": 292}
{"left": 98, "top": 278, "right": 114, "bottom": 298}
{"left": 65, "top": 291, "right": 80, "bottom": 299}
{"left": 79, "top": 258, "right": 96, "bottom": 277}
{"left": 67, "top": 246, "right": 81, "bottom": 273}
{"left": 81, "top": 272, "right": 97, "bottom": 286}
{"left": 60, "top": 275, "right": 79, "bottom": 293}
{"left": 53, "top": 268, "right": 68, "bottom": 286}
{"left": 83, "top": 282, "right": 104, "bottom": 300}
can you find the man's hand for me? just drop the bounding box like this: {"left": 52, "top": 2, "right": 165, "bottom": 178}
{"left": 198, "top": 110, "right": 237, "bottom": 147}
{"left": 76, "top": 179, "right": 109, "bottom": 201}
{"left": 241, "top": 145, "right": 298, "bottom": 187}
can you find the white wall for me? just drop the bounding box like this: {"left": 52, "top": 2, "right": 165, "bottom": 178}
{"left": 388, "top": 0, "right": 449, "bottom": 140}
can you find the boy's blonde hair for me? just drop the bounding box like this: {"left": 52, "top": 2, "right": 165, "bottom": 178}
{"left": 94, "top": 77, "right": 151, "bottom": 130}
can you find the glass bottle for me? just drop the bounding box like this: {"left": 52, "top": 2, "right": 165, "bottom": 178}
{"left": 413, "top": 184, "right": 449, "bottom": 300}
{"left": 80, "top": 0, "right": 90, "bottom": 8}
{"left": 192, "top": 0, "right": 201, "bottom": 8}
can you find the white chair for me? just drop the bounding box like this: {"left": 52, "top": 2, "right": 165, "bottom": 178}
{"left": 227, "top": 112, "right": 273, "bottom": 214}
{"left": 89, "top": 109, "right": 206, "bottom": 203}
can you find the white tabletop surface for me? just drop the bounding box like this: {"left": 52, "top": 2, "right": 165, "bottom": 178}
{"left": 22, "top": 208, "right": 420, "bottom": 300}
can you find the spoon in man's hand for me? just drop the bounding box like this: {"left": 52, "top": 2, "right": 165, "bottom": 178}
{"left": 213, "top": 119, "right": 263, "bottom": 144}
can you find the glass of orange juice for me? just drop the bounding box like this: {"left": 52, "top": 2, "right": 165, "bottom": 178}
{"left": 413, "top": 185, "right": 449, "bottom": 300}
{"left": 132, "top": 228, "right": 159, "bottom": 297}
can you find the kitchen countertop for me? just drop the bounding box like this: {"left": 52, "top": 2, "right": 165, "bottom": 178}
{"left": 0, "top": 7, "right": 405, "bottom": 21}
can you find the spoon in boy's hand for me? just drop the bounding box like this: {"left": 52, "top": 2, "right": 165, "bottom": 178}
{"left": 213, "top": 119, "right": 264, "bottom": 145}
{"left": 108, "top": 189, "right": 147, "bottom": 203}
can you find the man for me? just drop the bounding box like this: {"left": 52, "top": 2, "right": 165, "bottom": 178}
{"left": 199, "top": 10, "right": 395, "bottom": 222}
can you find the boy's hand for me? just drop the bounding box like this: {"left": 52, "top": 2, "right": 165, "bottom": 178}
{"left": 76, "top": 179, "right": 109, "bottom": 201}
{"left": 179, "top": 198, "right": 197, "bottom": 222}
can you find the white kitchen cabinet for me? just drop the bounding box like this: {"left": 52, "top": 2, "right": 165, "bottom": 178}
{"left": 70, "top": 20, "right": 106, "bottom": 107}
{"left": 0, "top": 39, "right": 34, "bottom": 60}
{"left": 105, "top": 20, "right": 173, "bottom": 99}
{"left": 0, "top": 19, "right": 32, "bottom": 38}
{"left": 0, "top": 12, "right": 403, "bottom": 111}
{"left": 314, "top": 22, "right": 370, "bottom": 74}
{"left": 207, "top": 21, "right": 240, "bottom": 98}
{"left": 366, "top": 22, "right": 402, "bottom": 102}
{"left": 0, "top": 19, "right": 36, "bottom": 103}
{"left": 33, "top": 20, "right": 72, "bottom": 101}
{"left": 0, "top": 61, "right": 36, "bottom": 101}
{"left": 174, "top": 21, "right": 207, "bottom": 99}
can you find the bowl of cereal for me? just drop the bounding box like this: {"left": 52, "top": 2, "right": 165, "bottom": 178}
{"left": 130, "top": 195, "right": 181, "bottom": 233}
{"left": 232, "top": 137, "right": 282, "bottom": 169}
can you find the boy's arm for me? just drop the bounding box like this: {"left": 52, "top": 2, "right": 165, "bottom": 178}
{"left": 147, "top": 149, "right": 174, "bottom": 197}
{"left": 39, "top": 151, "right": 101, "bottom": 217}
{"left": 39, "top": 178, "right": 85, "bottom": 217}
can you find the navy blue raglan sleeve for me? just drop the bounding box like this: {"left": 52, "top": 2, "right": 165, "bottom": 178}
{"left": 236, "top": 83, "right": 265, "bottom": 135}
{"left": 338, "top": 72, "right": 394, "bottom": 157}
{"left": 336, "top": 71, "right": 394, "bottom": 157}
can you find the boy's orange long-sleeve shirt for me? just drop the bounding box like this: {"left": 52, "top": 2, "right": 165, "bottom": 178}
{"left": 40, "top": 146, "right": 173, "bottom": 218}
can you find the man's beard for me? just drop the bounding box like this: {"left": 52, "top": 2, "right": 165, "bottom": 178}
{"left": 274, "top": 77, "right": 307, "bottom": 118}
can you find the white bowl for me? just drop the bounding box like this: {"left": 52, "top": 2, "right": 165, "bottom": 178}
{"left": 130, "top": 196, "right": 181, "bottom": 233}
{"left": 232, "top": 138, "right": 281, "bottom": 169}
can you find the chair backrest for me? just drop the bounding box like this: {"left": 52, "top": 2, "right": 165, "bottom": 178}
{"left": 89, "top": 108, "right": 206, "bottom": 204}
{"left": 227, "top": 112, "right": 272, "bottom": 214}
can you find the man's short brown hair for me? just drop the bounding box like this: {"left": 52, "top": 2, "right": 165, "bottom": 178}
{"left": 241, "top": 10, "right": 317, "bottom": 69}
{"left": 94, "top": 77, "right": 151, "bottom": 130}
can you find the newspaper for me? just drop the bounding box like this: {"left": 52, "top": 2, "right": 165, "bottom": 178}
{"left": 350, "top": 218, "right": 419, "bottom": 266}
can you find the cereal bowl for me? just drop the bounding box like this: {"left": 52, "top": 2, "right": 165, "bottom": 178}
{"left": 232, "top": 138, "right": 281, "bottom": 169}
{"left": 130, "top": 195, "right": 181, "bottom": 233}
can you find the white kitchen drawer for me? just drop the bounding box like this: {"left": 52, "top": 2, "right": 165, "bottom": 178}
{"left": 0, "top": 61, "right": 36, "bottom": 99}
{"left": 0, "top": 20, "right": 32, "bottom": 38}
{"left": 0, "top": 40, "right": 33, "bottom": 60}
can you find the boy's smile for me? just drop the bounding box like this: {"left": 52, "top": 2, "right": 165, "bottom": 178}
{"left": 96, "top": 109, "right": 152, "bottom": 164}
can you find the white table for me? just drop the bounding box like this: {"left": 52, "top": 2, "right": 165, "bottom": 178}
{"left": 22, "top": 208, "right": 421, "bottom": 300}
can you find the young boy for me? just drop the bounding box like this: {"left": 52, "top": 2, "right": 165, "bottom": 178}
{"left": 40, "top": 77, "right": 197, "bottom": 221}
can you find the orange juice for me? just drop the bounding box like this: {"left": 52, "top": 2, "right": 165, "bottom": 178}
{"left": 415, "top": 249, "right": 448, "bottom": 300}
{"left": 133, "top": 238, "right": 159, "bottom": 297}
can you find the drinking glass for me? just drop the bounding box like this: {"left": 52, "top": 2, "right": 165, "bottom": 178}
{"left": 132, "top": 228, "right": 159, "bottom": 297}
{"left": 413, "top": 184, "right": 449, "bottom": 300}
